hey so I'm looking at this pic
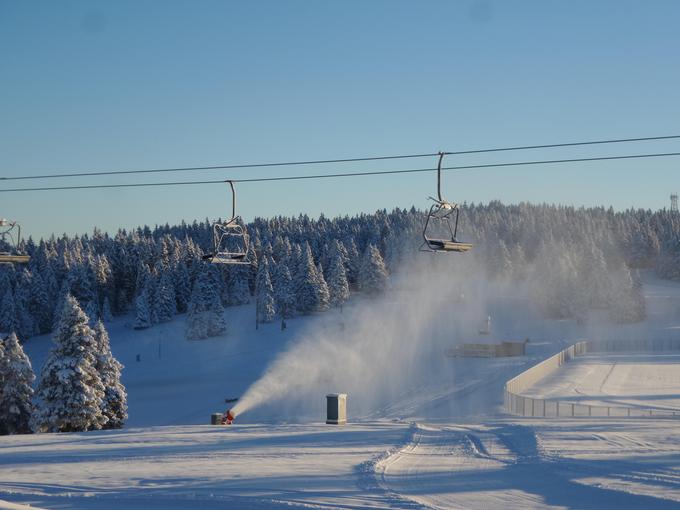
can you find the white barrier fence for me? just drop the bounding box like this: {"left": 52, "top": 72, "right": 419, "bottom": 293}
{"left": 504, "top": 340, "right": 680, "bottom": 418}
{"left": 588, "top": 338, "right": 680, "bottom": 353}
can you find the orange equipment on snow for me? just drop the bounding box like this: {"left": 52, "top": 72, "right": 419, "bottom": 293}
{"left": 221, "top": 409, "right": 235, "bottom": 425}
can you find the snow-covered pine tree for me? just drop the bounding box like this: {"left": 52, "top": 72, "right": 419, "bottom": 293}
{"left": 329, "top": 239, "right": 349, "bottom": 268}
{"left": 272, "top": 262, "right": 295, "bottom": 320}
{"left": 294, "top": 243, "right": 328, "bottom": 314}
{"left": 358, "top": 243, "right": 388, "bottom": 294}
{"left": 0, "top": 288, "right": 19, "bottom": 337}
{"left": 327, "top": 251, "right": 350, "bottom": 308}
{"left": 93, "top": 254, "right": 113, "bottom": 311}
{"left": 290, "top": 243, "right": 303, "bottom": 276}
{"left": 207, "top": 277, "right": 228, "bottom": 337}
{"left": 28, "top": 271, "right": 52, "bottom": 334}
{"left": 40, "top": 260, "right": 60, "bottom": 314}
{"left": 344, "top": 238, "right": 361, "bottom": 289}
{"left": 133, "top": 285, "right": 153, "bottom": 330}
{"left": 383, "top": 232, "right": 405, "bottom": 273}
{"left": 247, "top": 239, "right": 259, "bottom": 295}
{"left": 256, "top": 257, "right": 277, "bottom": 323}
{"left": 92, "top": 321, "right": 127, "bottom": 429}
{"left": 155, "top": 270, "right": 177, "bottom": 323}
{"left": 186, "top": 267, "right": 227, "bottom": 340}
{"left": 148, "top": 271, "right": 160, "bottom": 326}
{"left": 315, "top": 262, "right": 330, "bottom": 311}
{"left": 0, "top": 332, "right": 35, "bottom": 434}
{"left": 67, "top": 264, "right": 97, "bottom": 311}
{"left": 226, "top": 266, "right": 251, "bottom": 306}
{"left": 173, "top": 261, "right": 191, "bottom": 313}
{"left": 32, "top": 295, "right": 107, "bottom": 432}
{"left": 578, "top": 243, "right": 611, "bottom": 309}
{"left": 14, "top": 270, "right": 37, "bottom": 339}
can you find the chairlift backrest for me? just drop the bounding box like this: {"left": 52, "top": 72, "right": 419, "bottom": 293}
{"left": 0, "top": 218, "right": 30, "bottom": 264}
{"left": 204, "top": 181, "right": 251, "bottom": 264}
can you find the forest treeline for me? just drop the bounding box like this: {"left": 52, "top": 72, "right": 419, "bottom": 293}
{"left": 2, "top": 201, "right": 676, "bottom": 341}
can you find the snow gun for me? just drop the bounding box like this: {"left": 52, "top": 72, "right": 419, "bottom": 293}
{"left": 221, "top": 409, "right": 235, "bottom": 425}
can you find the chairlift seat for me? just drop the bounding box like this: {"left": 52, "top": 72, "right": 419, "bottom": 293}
{"left": 425, "top": 239, "right": 473, "bottom": 253}
{"left": 204, "top": 252, "right": 249, "bottom": 265}
{"left": 0, "top": 253, "right": 30, "bottom": 264}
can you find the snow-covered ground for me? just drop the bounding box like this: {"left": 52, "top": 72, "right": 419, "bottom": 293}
{"left": 523, "top": 353, "right": 680, "bottom": 412}
{"left": 2, "top": 271, "right": 680, "bottom": 509}
{"left": 379, "top": 419, "right": 680, "bottom": 509}
{"left": 3, "top": 418, "right": 680, "bottom": 509}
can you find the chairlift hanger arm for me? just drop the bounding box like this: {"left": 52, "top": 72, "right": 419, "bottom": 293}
{"left": 437, "top": 152, "right": 445, "bottom": 203}
{"left": 226, "top": 180, "right": 236, "bottom": 221}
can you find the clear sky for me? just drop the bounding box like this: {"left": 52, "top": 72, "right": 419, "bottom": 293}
{"left": 1, "top": 0, "right": 680, "bottom": 240}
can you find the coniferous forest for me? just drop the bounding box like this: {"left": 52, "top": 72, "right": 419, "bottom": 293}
{"left": 2, "top": 202, "right": 675, "bottom": 343}
{"left": 0, "top": 201, "right": 678, "bottom": 434}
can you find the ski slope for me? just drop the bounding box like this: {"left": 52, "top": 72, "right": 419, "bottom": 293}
{"left": 2, "top": 271, "right": 680, "bottom": 508}
{"left": 378, "top": 419, "right": 680, "bottom": 509}
{"left": 2, "top": 418, "right": 680, "bottom": 509}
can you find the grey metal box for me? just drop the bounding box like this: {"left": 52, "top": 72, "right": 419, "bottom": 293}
{"left": 326, "top": 393, "right": 347, "bottom": 425}
{"left": 211, "top": 412, "right": 223, "bottom": 425}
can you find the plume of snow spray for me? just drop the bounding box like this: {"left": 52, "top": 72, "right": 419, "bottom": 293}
{"left": 230, "top": 253, "right": 491, "bottom": 421}
{"left": 230, "top": 241, "right": 646, "bottom": 422}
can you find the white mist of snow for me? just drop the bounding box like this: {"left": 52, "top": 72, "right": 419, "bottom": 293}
{"left": 231, "top": 245, "right": 660, "bottom": 423}
{"left": 231, "top": 253, "right": 510, "bottom": 421}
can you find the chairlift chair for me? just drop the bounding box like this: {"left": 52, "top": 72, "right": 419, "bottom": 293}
{"left": 203, "top": 181, "right": 250, "bottom": 265}
{"left": 0, "top": 218, "right": 30, "bottom": 265}
{"left": 420, "top": 153, "right": 473, "bottom": 253}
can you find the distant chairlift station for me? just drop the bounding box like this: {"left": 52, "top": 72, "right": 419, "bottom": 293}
{"left": 0, "top": 218, "right": 30, "bottom": 264}
{"left": 203, "top": 180, "right": 251, "bottom": 265}
{"left": 420, "top": 152, "right": 473, "bottom": 253}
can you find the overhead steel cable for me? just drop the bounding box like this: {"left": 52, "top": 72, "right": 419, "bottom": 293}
{"left": 0, "top": 153, "right": 438, "bottom": 182}
{"left": 1, "top": 150, "right": 679, "bottom": 193}
{"left": 2, "top": 134, "right": 680, "bottom": 182}
{"left": 442, "top": 134, "right": 680, "bottom": 155}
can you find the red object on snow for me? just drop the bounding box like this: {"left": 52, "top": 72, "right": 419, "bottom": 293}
{"left": 221, "top": 409, "right": 235, "bottom": 425}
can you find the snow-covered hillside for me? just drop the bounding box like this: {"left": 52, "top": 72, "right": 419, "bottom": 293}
{"left": 2, "top": 272, "right": 680, "bottom": 509}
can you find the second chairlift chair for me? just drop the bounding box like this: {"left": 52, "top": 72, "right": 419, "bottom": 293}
{"left": 0, "top": 218, "right": 30, "bottom": 265}
{"left": 203, "top": 181, "right": 251, "bottom": 265}
{"left": 420, "top": 152, "right": 473, "bottom": 253}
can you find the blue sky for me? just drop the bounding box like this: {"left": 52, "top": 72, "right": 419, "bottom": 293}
{"left": 1, "top": 0, "right": 680, "bottom": 239}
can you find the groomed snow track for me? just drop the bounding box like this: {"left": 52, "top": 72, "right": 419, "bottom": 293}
{"left": 371, "top": 422, "right": 680, "bottom": 509}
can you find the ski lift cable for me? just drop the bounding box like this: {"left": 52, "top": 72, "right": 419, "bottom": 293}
{"left": 2, "top": 134, "right": 680, "bottom": 182}
{"left": 0, "top": 150, "right": 679, "bottom": 193}
{"left": 0, "top": 153, "right": 438, "bottom": 182}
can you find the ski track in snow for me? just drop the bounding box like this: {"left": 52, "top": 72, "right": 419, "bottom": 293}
{"left": 376, "top": 421, "right": 680, "bottom": 509}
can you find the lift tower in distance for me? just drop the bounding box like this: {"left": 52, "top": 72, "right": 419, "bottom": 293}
{"left": 672, "top": 194, "right": 678, "bottom": 213}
